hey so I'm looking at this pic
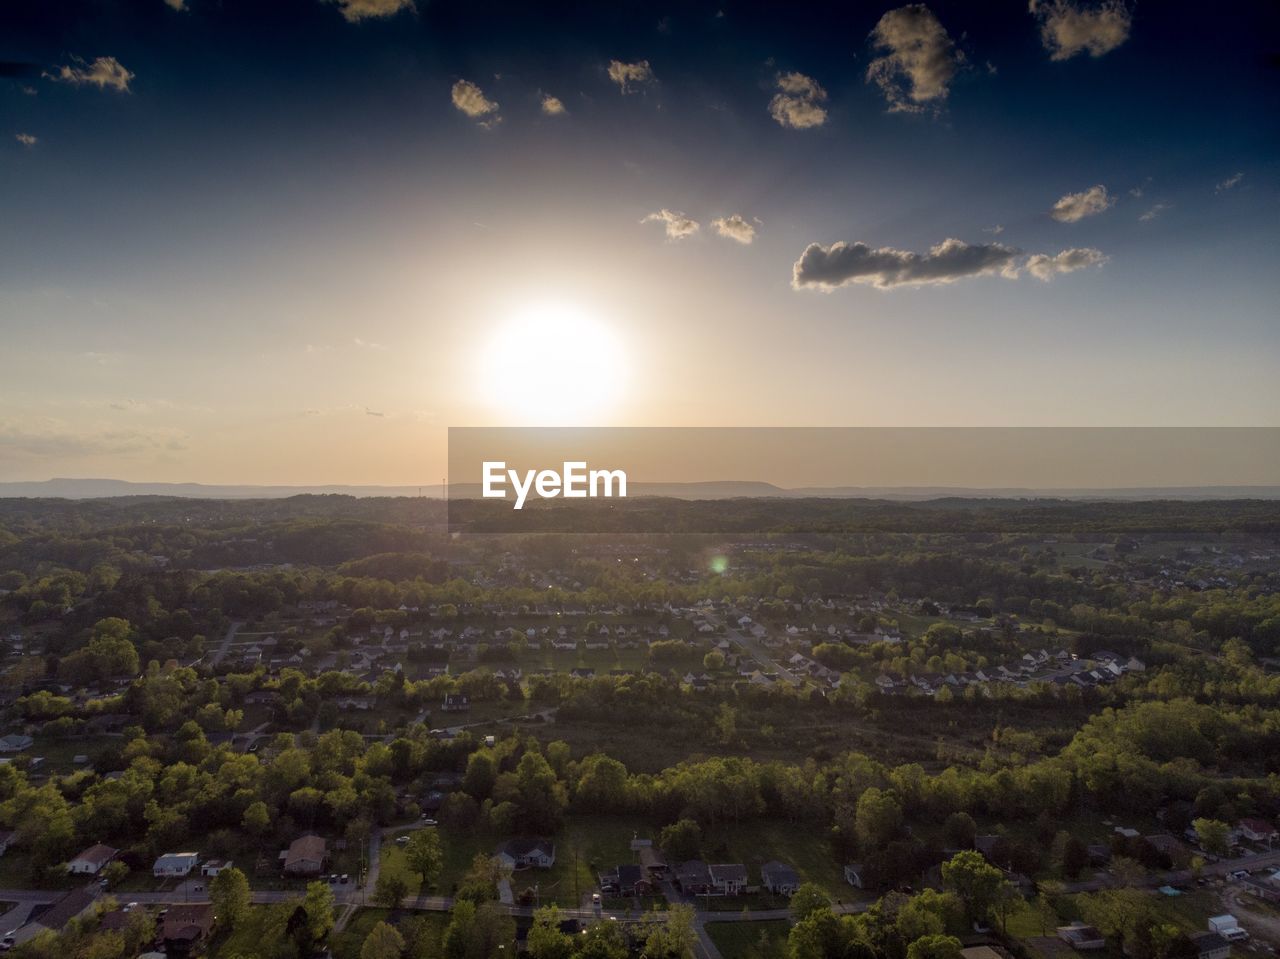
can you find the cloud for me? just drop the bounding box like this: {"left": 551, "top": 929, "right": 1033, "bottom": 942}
{"left": 791, "top": 237, "right": 1106, "bottom": 290}
{"left": 0, "top": 419, "right": 187, "bottom": 457}
{"left": 711, "top": 215, "right": 757, "bottom": 245}
{"left": 353, "top": 337, "right": 388, "bottom": 351}
{"left": 866, "top": 5, "right": 963, "bottom": 113}
{"left": 642, "top": 209, "right": 700, "bottom": 240}
{"left": 14, "top": 133, "right": 37, "bottom": 147}
{"left": 1025, "top": 247, "right": 1107, "bottom": 280}
{"left": 984, "top": 224, "right": 1005, "bottom": 235}
{"left": 47, "top": 56, "right": 134, "bottom": 93}
{"left": 1215, "top": 172, "right": 1244, "bottom": 193}
{"left": 1030, "top": 0, "right": 1131, "bottom": 61}
{"left": 1138, "top": 202, "right": 1170, "bottom": 222}
{"left": 768, "top": 71, "right": 828, "bottom": 129}
{"left": 164, "top": 0, "right": 187, "bottom": 10}
{"left": 1050, "top": 184, "right": 1114, "bottom": 222}
{"left": 327, "top": 0, "right": 415, "bottom": 22}
{"left": 451, "top": 79, "right": 500, "bottom": 126}
{"left": 541, "top": 94, "right": 566, "bottom": 116}
{"left": 608, "top": 60, "right": 655, "bottom": 93}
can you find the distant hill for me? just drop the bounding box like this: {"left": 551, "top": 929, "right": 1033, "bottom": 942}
{"left": 2, "top": 477, "right": 1279, "bottom": 501}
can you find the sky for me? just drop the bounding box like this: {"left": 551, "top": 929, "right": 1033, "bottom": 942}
{"left": 1, "top": 0, "right": 1278, "bottom": 485}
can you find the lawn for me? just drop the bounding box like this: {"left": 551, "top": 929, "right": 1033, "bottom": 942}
{"left": 705, "top": 919, "right": 791, "bottom": 958}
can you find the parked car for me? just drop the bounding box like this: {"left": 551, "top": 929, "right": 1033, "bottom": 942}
{"left": 339, "top": 874, "right": 349, "bottom": 884}
{"left": 1, "top": 931, "right": 17, "bottom": 952}
{"left": 421, "top": 817, "right": 438, "bottom": 826}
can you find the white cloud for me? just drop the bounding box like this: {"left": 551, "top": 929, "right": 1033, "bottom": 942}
{"left": 1025, "top": 247, "right": 1107, "bottom": 280}
{"left": 47, "top": 56, "right": 134, "bottom": 93}
{"left": 1215, "top": 172, "right": 1244, "bottom": 193}
{"left": 642, "top": 209, "right": 700, "bottom": 240}
{"left": 1030, "top": 0, "right": 1131, "bottom": 61}
{"left": 353, "top": 337, "right": 388, "bottom": 351}
{"left": 1050, "top": 184, "right": 1114, "bottom": 222}
{"left": 866, "top": 5, "right": 963, "bottom": 113}
{"left": 608, "top": 60, "right": 655, "bottom": 94}
{"left": 1138, "top": 202, "right": 1170, "bottom": 222}
{"left": 451, "top": 79, "right": 500, "bottom": 126}
{"left": 711, "top": 215, "right": 757, "bottom": 245}
{"left": 15, "top": 133, "right": 37, "bottom": 147}
{"left": 327, "top": 0, "right": 415, "bottom": 22}
{"left": 768, "top": 71, "right": 828, "bottom": 129}
{"left": 541, "top": 94, "right": 566, "bottom": 116}
{"left": 792, "top": 237, "right": 1106, "bottom": 290}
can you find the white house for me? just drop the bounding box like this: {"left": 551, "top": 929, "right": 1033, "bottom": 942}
{"left": 68, "top": 843, "right": 117, "bottom": 875}
{"left": 153, "top": 852, "right": 200, "bottom": 877}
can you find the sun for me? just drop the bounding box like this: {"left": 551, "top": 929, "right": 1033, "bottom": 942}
{"left": 480, "top": 302, "right": 627, "bottom": 424}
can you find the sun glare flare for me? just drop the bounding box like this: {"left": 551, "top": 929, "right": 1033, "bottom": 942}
{"left": 481, "top": 303, "right": 627, "bottom": 424}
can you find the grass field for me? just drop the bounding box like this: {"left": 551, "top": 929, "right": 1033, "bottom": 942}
{"left": 706, "top": 919, "right": 790, "bottom": 958}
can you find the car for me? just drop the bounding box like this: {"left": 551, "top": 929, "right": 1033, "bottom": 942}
{"left": 123, "top": 902, "right": 139, "bottom": 913}
{"left": 1, "top": 932, "right": 17, "bottom": 952}
{"left": 339, "top": 874, "right": 349, "bottom": 884}
{"left": 158, "top": 909, "right": 168, "bottom": 919}
{"left": 421, "top": 817, "right": 437, "bottom": 826}
{"left": 248, "top": 742, "right": 260, "bottom": 753}
{"left": 97, "top": 877, "right": 110, "bottom": 886}
{"left": 396, "top": 836, "right": 409, "bottom": 845}
{"left": 591, "top": 893, "right": 601, "bottom": 905}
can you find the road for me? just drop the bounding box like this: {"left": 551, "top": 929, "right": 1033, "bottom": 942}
{"left": 720, "top": 627, "right": 802, "bottom": 686}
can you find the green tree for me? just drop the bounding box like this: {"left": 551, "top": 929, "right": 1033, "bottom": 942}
{"left": 404, "top": 829, "right": 443, "bottom": 889}
{"left": 907, "top": 934, "right": 964, "bottom": 959}
{"left": 303, "top": 880, "right": 336, "bottom": 946}
{"left": 210, "top": 866, "right": 251, "bottom": 930}
{"left": 789, "top": 883, "right": 831, "bottom": 922}
{"left": 854, "top": 787, "right": 903, "bottom": 851}
{"left": 361, "top": 921, "right": 406, "bottom": 959}
{"left": 660, "top": 819, "right": 702, "bottom": 862}
{"left": 1192, "top": 818, "right": 1231, "bottom": 858}
{"left": 374, "top": 873, "right": 410, "bottom": 908}
{"left": 526, "top": 906, "right": 575, "bottom": 959}
{"left": 941, "top": 851, "right": 1011, "bottom": 925}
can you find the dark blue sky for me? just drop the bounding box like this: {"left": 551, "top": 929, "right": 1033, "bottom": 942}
{"left": 1, "top": 0, "right": 1278, "bottom": 483}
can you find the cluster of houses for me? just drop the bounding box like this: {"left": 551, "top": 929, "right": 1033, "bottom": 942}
{"left": 57, "top": 835, "right": 328, "bottom": 883}
{"left": 873, "top": 649, "right": 1146, "bottom": 697}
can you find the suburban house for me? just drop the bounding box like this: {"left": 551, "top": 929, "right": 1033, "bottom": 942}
{"left": 844, "top": 863, "right": 865, "bottom": 888}
{"left": 68, "top": 843, "right": 118, "bottom": 875}
{"left": 441, "top": 693, "right": 471, "bottom": 713}
{"left": 1237, "top": 818, "right": 1278, "bottom": 845}
{"left": 0, "top": 734, "right": 33, "bottom": 753}
{"left": 280, "top": 835, "right": 328, "bottom": 876}
{"left": 674, "top": 860, "right": 713, "bottom": 896}
{"left": 1190, "top": 932, "right": 1231, "bottom": 959}
{"left": 162, "top": 903, "right": 217, "bottom": 954}
{"left": 496, "top": 839, "right": 556, "bottom": 870}
{"left": 201, "top": 859, "right": 234, "bottom": 877}
{"left": 1057, "top": 924, "right": 1107, "bottom": 950}
{"left": 598, "top": 864, "right": 653, "bottom": 897}
{"left": 25, "top": 888, "right": 97, "bottom": 937}
{"left": 153, "top": 851, "right": 200, "bottom": 878}
{"left": 761, "top": 861, "right": 801, "bottom": 896}
{"left": 709, "top": 863, "right": 748, "bottom": 895}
